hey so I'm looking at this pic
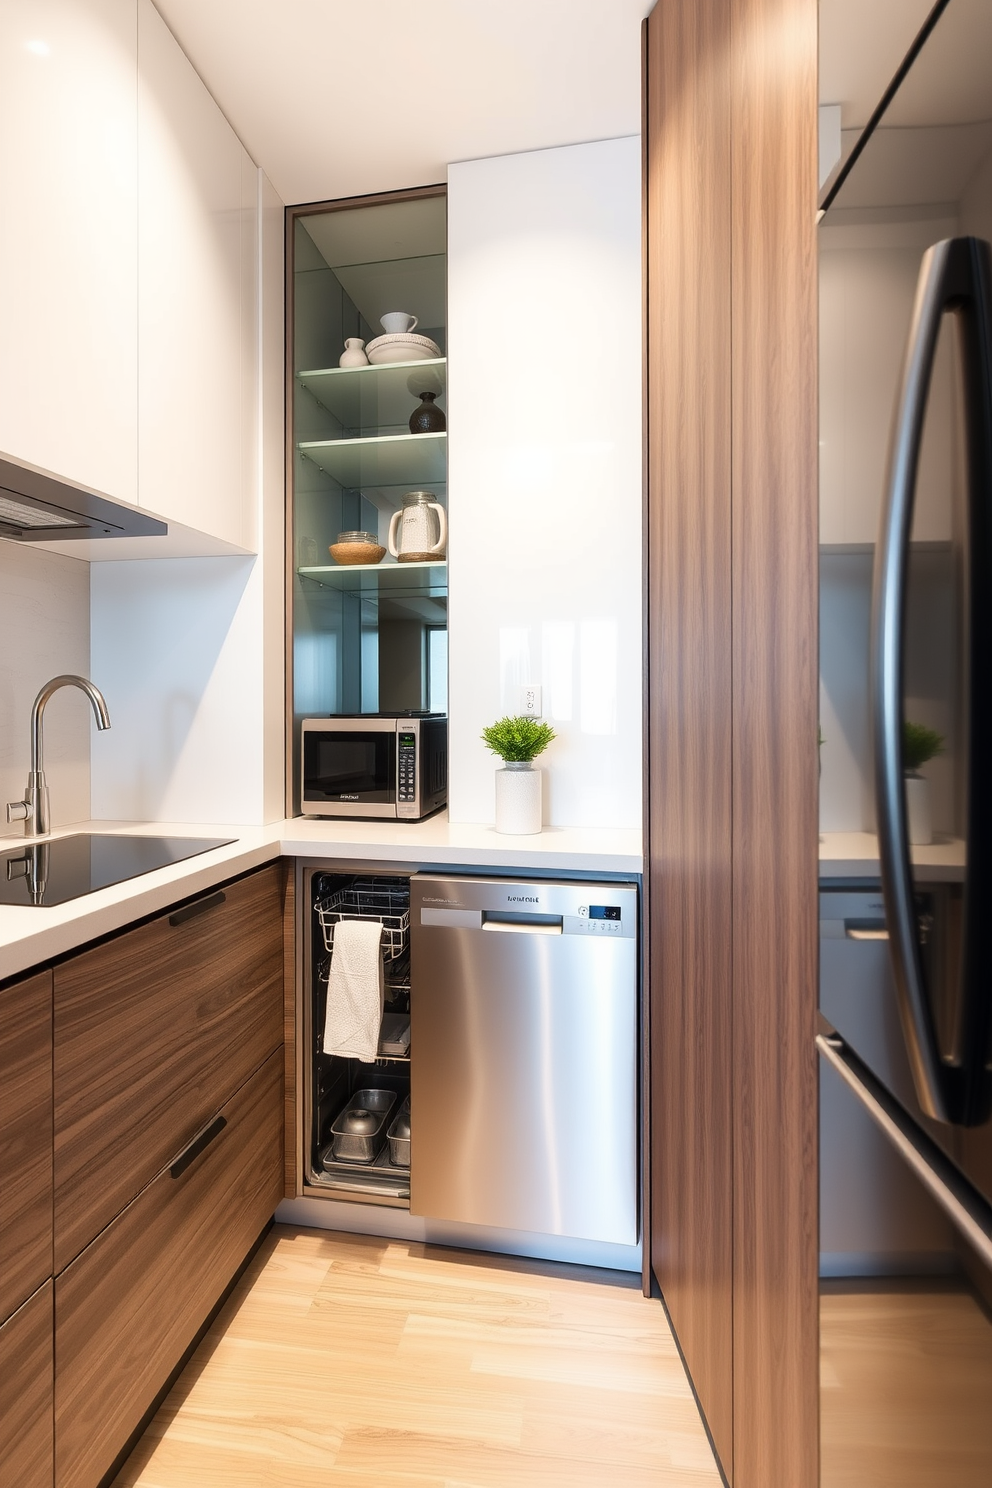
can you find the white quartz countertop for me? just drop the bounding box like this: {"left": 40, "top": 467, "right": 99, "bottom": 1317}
{"left": 819, "top": 830, "right": 966, "bottom": 880}
{"left": 0, "top": 815, "right": 642, "bottom": 982}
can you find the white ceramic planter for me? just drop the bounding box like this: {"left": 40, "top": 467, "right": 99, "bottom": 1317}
{"left": 495, "top": 762, "right": 542, "bottom": 835}
{"left": 905, "top": 773, "right": 932, "bottom": 846}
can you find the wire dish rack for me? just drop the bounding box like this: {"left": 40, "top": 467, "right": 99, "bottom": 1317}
{"left": 315, "top": 876, "right": 410, "bottom": 962}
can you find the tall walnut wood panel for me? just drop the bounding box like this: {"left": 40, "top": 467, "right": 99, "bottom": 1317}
{"left": 55, "top": 1048, "right": 283, "bottom": 1488}
{"left": 0, "top": 968, "right": 52, "bottom": 1324}
{"left": 53, "top": 864, "right": 284, "bottom": 1272}
{"left": 283, "top": 861, "right": 297, "bottom": 1196}
{"left": 0, "top": 1282, "right": 53, "bottom": 1487}
{"left": 729, "top": 0, "right": 819, "bottom": 1484}
{"left": 644, "top": 0, "right": 735, "bottom": 1472}
{"left": 645, "top": 0, "right": 819, "bottom": 1484}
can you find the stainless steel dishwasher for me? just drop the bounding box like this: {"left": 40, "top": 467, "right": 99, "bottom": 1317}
{"left": 410, "top": 874, "right": 638, "bottom": 1245}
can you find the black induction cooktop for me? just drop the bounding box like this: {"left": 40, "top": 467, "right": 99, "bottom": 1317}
{"left": 0, "top": 834, "right": 236, "bottom": 908}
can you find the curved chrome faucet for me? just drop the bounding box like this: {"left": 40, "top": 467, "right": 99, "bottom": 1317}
{"left": 6, "top": 675, "right": 111, "bottom": 838}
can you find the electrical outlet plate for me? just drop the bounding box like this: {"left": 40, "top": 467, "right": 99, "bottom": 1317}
{"left": 520, "top": 685, "right": 542, "bottom": 717}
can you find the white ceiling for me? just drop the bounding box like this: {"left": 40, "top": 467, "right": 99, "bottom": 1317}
{"left": 819, "top": 0, "right": 936, "bottom": 126}
{"left": 154, "top": 0, "right": 651, "bottom": 206}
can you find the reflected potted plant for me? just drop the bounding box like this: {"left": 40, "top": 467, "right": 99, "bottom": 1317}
{"left": 903, "top": 721, "right": 944, "bottom": 846}
{"left": 481, "top": 716, "right": 556, "bottom": 835}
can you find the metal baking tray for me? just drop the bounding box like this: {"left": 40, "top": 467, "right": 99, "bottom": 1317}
{"left": 328, "top": 1088, "right": 396, "bottom": 1162}
{"left": 386, "top": 1097, "right": 411, "bottom": 1168}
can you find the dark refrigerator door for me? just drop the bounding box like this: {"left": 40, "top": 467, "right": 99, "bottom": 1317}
{"left": 824, "top": 0, "right": 992, "bottom": 1130}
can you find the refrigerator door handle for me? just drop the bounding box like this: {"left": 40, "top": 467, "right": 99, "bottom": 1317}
{"left": 817, "top": 1034, "right": 992, "bottom": 1270}
{"left": 872, "top": 235, "right": 992, "bottom": 1125}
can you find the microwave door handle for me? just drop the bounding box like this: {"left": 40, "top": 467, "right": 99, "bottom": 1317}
{"left": 872, "top": 236, "right": 992, "bottom": 1125}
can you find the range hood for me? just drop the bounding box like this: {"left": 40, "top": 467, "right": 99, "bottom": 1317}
{"left": 0, "top": 453, "right": 167, "bottom": 542}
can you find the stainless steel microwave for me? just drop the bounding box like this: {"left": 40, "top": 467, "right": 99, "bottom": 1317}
{"left": 300, "top": 714, "right": 447, "bottom": 821}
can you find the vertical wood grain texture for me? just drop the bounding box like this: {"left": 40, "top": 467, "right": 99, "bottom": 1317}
{"left": 55, "top": 1049, "right": 283, "bottom": 1488}
{"left": 645, "top": 0, "right": 735, "bottom": 1472}
{"left": 53, "top": 864, "right": 284, "bottom": 1272}
{"left": 0, "top": 969, "right": 53, "bottom": 1324}
{"left": 283, "top": 860, "right": 297, "bottom": 1197}
{"left": 646, "top": 0, "right": 819, "bottom": 1481}
{"left": 0, "top": 1281, "right": 53, "bottom": 1487}
{"left": 730, "top": 0, "right": 819, "bottom": 1484}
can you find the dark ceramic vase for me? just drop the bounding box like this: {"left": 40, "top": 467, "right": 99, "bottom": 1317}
{"left": 409, "top": 391, "right": 446, "bottom": 434}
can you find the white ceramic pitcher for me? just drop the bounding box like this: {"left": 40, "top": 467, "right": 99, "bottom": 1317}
{"left": 387, "top": 491, "right": 447, "bottom": 562}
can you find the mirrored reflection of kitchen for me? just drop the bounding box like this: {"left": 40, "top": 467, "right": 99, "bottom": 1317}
{"left": 819, "top": 2, "right": 992, "bottom": 1481}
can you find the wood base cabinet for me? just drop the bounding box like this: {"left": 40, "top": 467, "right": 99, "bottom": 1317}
{"left": 0, "top": 1282, "right": 53, "bottom": 1487}
{"left": 0, "top": 969, "right": 53, "bottom": 1323}
{"left": 54, "top": 864, "right": 284, "bottom": 1271}
{"left": 55, "top": 1048, "right": 283, "bottom": 1488}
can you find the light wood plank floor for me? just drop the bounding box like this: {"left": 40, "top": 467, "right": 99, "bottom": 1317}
{"left": 113, "top": 1225, "right": 722, "bottom": 1487}
{"left": 821, "top": 1281, "right": 992, "bottom": 1487}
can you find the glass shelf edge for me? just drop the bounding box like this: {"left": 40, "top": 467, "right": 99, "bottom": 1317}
{"left": 297, "top": 357, "right": 446, "bottom": 380}
{"left": 299, "top": 561, "right": 447, "bottom": 576}
{"left": 298, "top": 431, "right": 447, "bottom": 453}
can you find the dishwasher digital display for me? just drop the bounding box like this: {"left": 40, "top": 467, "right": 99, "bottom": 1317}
{"left": 589, "top": 905, "right": 621, "bottom": 920}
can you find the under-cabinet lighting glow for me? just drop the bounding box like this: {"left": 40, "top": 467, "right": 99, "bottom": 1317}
{"left": 25, "top": 38, "right": 51, "bottom": 56}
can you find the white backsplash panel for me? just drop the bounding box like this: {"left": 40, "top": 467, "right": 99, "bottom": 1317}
{"left": 446, "top": 137, "right": 642, "bottom": 829}
{"left": 0, "top": 542, "right": 91, "bottom": 837}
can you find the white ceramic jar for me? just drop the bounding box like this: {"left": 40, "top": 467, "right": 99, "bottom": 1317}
{"left": 388, "top": 490, "right": 447, "bottom": 562}
{"left": 905, "top": 773, "right": 932, "bottom": 845}
{"left": 339, "top": 338, "right": 368, "bottom": 367}
{"left": 495, "top": 762, "right": 542, "bottom": 834}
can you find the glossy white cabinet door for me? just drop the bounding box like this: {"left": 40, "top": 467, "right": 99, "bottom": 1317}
{"left": 0, "top": 0, "right": 138, "bottom": 502}
{"left": 446, "top": 138, "right": 643, "bottom": 830}
{"left": 137, "top": 0, "right": 256, "bottom": 550}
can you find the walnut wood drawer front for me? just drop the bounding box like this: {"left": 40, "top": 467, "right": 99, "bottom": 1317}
{"left": 0, "top": 969, "right": 53, "bottom": 1324}
{"left": 0, "top": 1281, "right": 53, "bottom": 1488}
{"left": 53, "top": 862, "right": 283, "bottom": 1273}
{"left": 55, "top": 1047, "right": 283, "bottom": 1488}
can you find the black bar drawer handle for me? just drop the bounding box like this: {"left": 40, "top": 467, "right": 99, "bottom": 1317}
{"left": 169, "top": 889, "right": 226, "bottom": 928}
{"left": 170, "top": 1116, "right": 227, "bottom": 1180}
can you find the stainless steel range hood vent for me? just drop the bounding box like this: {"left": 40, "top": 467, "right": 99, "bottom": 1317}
{"left": 0, "top": 454, "right": 168, "bottom": 542}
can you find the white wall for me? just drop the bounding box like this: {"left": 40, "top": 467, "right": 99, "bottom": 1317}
{"left": 0, "top": 0, "right": 139, "bottom": 504}
{"left": 446, "top": 138, "right": 642, "bottom": 829}
{"left": 819, "top": 215, "right": 958, "bottom": 547}
{"left": 0, "top": 543, "right": 92, "bottom": 837}
{"left": 90, "top": 165, "right": 285, "bottom": 826}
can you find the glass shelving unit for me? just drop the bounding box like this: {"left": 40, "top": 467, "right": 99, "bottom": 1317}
{"left": 298, "top": 358, "right": 445, "bottom": 434}
{"left": 298, "top": 559, "right": 447, "bottom": 601}
{"left": 290, "top": 191, "right": 448, "bottom": 745}
{"left": 298, "top": 429, "right": 447, "bottom": 489}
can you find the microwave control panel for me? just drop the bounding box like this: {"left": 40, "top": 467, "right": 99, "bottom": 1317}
{"left": 397, "top": 730, "right": 417, "bottom": 810}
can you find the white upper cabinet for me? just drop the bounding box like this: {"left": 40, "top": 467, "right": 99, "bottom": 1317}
{"left": 0, "top": 0, "right": 138, "bottom": 503}
{"left": 0, "top": 0, "right": 259, "bottom": 552}
{"left": 137, "top": 0, "right": 257, "bottom": 550}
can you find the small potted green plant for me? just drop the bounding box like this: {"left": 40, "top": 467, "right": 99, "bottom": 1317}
{"left": 481, "top": 715, "right": 556, "bottom": 834}
{"left": 903, "top": 720, "right": 944, "bottom": 846}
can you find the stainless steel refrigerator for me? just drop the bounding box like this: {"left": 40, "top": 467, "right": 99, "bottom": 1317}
{"left": 818, "top": 1, "right": 992, "bottom": 1480}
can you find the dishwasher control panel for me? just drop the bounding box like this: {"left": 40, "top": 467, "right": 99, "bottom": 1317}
{"left": 572, "top": 904, "right": 624, "bottom": 935}
{"left": 415, "top": 876, "right": 637, "bottom": 938}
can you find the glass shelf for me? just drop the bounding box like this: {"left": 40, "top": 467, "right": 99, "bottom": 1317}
{"left": 298, "top": 560, "right": 448, "bottom": 600}
{"left": 298, "top": 431, "right": 446, "bottom": 489}
{"left": 298, "top": 358, "right": 445, "bottom": 433}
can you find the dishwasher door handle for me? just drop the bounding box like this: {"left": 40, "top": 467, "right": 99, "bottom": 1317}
{"left": 481, "top": 912, "right": 563, "bottom": 934}
{"left": 844, "top": 918, "right": 890, "bottom": 941}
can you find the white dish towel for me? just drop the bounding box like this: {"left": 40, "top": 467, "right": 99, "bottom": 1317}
{"left": 323, "top": 919, "right": 384, "bottom": 1063}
